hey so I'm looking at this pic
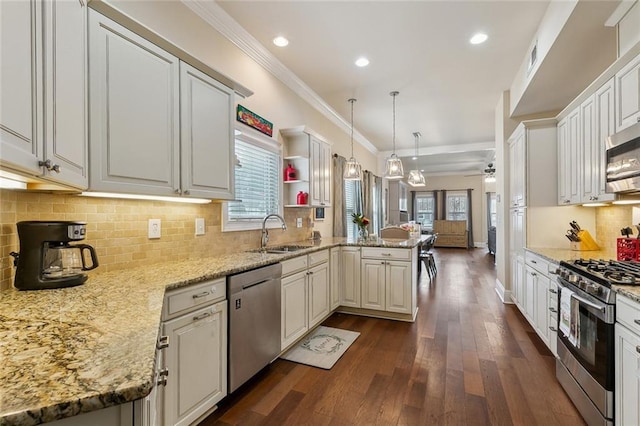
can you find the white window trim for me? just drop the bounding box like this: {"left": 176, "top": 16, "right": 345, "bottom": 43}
{"left": 222, "top": 128, "right": 283, "bottom": 232}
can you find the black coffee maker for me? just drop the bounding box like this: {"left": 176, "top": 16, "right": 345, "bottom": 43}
{"left": 11, "top": 221, "right": 99, "bottom": 290}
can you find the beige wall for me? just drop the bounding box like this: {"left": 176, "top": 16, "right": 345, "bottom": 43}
{"left": 412, "top": 174, "right": 486, "bottom": 246}
{"left": 0, "top": 190, "right": 312, "bottom": 290}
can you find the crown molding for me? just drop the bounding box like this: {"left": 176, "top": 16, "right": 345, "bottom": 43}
{"left": 182, "top": 0, "right": 378, "bottom": 155}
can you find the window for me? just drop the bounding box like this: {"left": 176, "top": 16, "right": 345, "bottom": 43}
{"left": 489, "top": 193, "right": 497, "bottom": 227}
{"left": 415, "top": 192, "right": 435, "bottom": 229}
{"left": 446, "top": 191, "right": 468, "bottom": 221}
{"left": 345, "top": 179, "right": 362, "bottom": 240}
{"left": 223, "top": 131, "right": 281, "bottom": 231}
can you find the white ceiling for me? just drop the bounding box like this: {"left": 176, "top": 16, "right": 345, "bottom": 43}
{"left": 212, "top": 0, "right": 619, "bottom": 176}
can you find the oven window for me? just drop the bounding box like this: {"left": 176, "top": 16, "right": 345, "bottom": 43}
{"left": 559, "top": 303, "right": 614, "bottom": 390}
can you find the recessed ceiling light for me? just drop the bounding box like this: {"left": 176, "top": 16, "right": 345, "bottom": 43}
{"left": 355, "top": 57, "right": 369, "bottom": 67}
{"left": 470, "top": 32, "right": 488, "bottom": 45}
{"left": 273, "top": 36, "right": 289, "bottom": 47}
{"left": 412, "top": 156, "right": 418, "bottom": 160}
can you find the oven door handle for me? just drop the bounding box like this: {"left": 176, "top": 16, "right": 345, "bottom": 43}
{"left": 570, "top": 293, "right": 606, "bottom": 313}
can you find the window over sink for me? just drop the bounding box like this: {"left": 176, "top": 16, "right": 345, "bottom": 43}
{"left": 223, "top": 129, "right": 282, "bottom": 231}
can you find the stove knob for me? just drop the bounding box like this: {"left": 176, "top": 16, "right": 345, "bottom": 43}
{"left": 585, "top": 283, "right": 598, "bottom": 295}
{"left": 568, "top": 274, "right": 579, "bottom": 284}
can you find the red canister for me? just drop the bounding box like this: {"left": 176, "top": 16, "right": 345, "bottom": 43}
{"left": 284, "top": 164, "right": 297, "bottom": 181}
{"left": 297, "top": 191, "right": 308, "bottom": 205}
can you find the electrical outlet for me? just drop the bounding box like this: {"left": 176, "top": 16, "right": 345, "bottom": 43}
{"left": 195, "top": 218, "right": 205, "bottom": 236}
{"left": 296, "top": 218, "right": 302, "bottom": 228}
{"left": 148, "top": 219, "right": 161, "bottom": 239}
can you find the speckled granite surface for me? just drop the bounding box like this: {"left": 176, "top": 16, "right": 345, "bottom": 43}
{"left": 526, "top": 247, "right": 618, "bottom": 264}
{"left": 0, "top": 236, "right": 426, "bottom": 425}
{"left": 612, "top": 285, "right": 640, "bottom": 303}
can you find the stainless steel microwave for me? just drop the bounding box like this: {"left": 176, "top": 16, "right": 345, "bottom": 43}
{"left": 605, "top": 121, "right": 640, "bottom": 193}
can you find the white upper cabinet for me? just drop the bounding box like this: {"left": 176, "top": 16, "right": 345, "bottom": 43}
{"left": 592, "top": 78, "right": 615, "bottom": 203}
{"left": 89, "top": 10, "right": 180, "bottom": 196}
{"left": 0, "top": 0, "right": 88, "bottom": 189}
{"left": 615, "top": 52, "right": 640, "bottom": 132}
{"left": 179, "top": 63, "right": 234, "bottom": 199}
{"left": 508, "top": 128, "right": 525, "bottom": 208}
{"left": 281, "top": 128, "right": 332, "bottom": 207}
{"left": 557, "top": 117, "right": 569, "bottom": 205}
{"left": 88, "top": 10, "right": 235, "bottom": 199}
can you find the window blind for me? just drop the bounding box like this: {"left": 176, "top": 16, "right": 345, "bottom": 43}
{"left": 345, "top": 179, "right": 361, "bottom": 239}
{"left": 228, "top": 139, "right": 280, "bottom": 220}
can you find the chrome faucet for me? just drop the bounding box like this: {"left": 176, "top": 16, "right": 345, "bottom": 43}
{"left": 261, "top": 214, "right": 287, "bottom": 249}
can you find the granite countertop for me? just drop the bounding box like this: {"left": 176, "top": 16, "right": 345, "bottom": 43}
{"left": 525, "top": 247, "right": 619, "bottom": 264}
{"left": 0, "top": 236, "right": 426, "bottom": 425}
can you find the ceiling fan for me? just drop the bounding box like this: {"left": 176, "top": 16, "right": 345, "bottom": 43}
{"left": 464, "top": 163, "right": 496, "bottom": 178}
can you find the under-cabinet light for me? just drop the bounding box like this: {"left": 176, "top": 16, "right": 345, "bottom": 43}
{"left": 80, "top": 192, "right": 212, "bottom": 204}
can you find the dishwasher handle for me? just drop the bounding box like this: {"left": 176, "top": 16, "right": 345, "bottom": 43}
{"left": 242, "top": 278, "right": 275, "bottom": 291}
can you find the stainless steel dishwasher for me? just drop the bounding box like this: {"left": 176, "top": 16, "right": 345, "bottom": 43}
{"left": 227, "top": 262, "right": 282, "bottom": 393}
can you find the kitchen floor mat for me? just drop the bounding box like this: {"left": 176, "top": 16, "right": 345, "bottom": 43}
{"left": 280, "top": 326, "right": 360, "bottom": 369}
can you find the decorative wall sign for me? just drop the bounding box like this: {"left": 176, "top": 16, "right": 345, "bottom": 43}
{"left": 236, "top": 105, "right": 273, "bottom": 137}
{"left": 315, "top": 207, "right": 325, "bottom": 221}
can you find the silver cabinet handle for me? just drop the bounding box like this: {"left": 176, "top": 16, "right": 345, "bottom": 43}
{"left": 157, "top": 369, "right": 169, "bottom": 387}
{"left": 159, "top": 368, "right": 169, "bottom": 377}
{"left": 381, "top": 253, "right": 392, "bottom": 257}
{"left": 157, "top": 335, "right": 169, "bottom": 350}
{"left": 39, "top": 159, "right": 61, "bottom": 173}
{"left": 636, "top": 346, "right": 640, "bottom": 354}
{"left": 549, "top": 288, "right": 558, "bottom": 294}
{"left": 192, "top": 291, "right": 210, "bottom": 299}
{"left": 174, "top": 188, "right": 182, "bottom": 195}
{"left": 549, "top": 326, "right": 557, "bottom": 332}
{"left": 183, "top": 190, "right": 190, "bottom": 195}
{"left": 531, "top": 272, "right": 537, "bottom": 277}
{"left": 193, "top": 311, "right": 211, "bottom": 321}
{"left": 549, "top": 307, "right": 558, "bottom": 313}
{"left": 633, "top": 319, "right": 640, "bottom": 326}
{"left": 531, "top": 260, "right": 537, "bottom": 264}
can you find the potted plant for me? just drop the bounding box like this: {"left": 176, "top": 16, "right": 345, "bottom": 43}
{"left": 351, "top": 213, "right": 370, "bottom": 241}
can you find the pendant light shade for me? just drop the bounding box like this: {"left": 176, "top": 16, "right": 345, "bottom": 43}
{"left": 407, "top": 132, "right": 425, "bottom": 187}
{"left": 384, "top": 91, "right": 404, "bottom": 179}
{"left": 343, "top": 98, "right": 363, "bottom": 181}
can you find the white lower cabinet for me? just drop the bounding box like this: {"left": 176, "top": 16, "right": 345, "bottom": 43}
{"left": 360, "top": 248, "right": 414, "bottom": 315}
{"left": 161, "top": 279, "right": 227, "bottom": 426}
{"left": 522, "top": 251, "right": 558, "bottom": 355}
{"left": 340, "top": 247, "right": 361, "bottom": 308}
{"left": 281, "top": 250, "right": 330, "bottom": 350}
{"left": 330, "top": 247, "right": 340, "bottom": 310}
{"left": 615, "top": 293, "right": 640, "bottom": 425}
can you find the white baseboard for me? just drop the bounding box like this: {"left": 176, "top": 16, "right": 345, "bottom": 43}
{"left": 474, "top": 241, "right": 488, "bottom": 248}
{"left": 495, "top": 278, "right": 513, "bottom": 304}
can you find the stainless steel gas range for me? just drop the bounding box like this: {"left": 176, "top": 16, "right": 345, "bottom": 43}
{"left": 555, "top": 259, "right": 640, "bottom": 426}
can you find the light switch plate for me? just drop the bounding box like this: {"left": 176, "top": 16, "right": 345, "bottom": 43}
{"left": 148, "top": 219, "right": 161, "bottom": 239}
{"left": 296, "top": 218, "right": 302, "bottom": 228}
{"left": 195, "top": 218, "right": 205, "bottom": 236}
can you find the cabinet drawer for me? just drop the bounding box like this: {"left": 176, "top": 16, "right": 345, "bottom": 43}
{"left": 617, "top": 294, "right": 640, "bottom": 334}
{"left": 361, "top": 247, "right": 411, "bottom": 261}
{"left": 282, "top": 255, "right": 309, "bottom": 276}
{"left": 308, "top": 249, "right": 329, "bottom": 266}
{"left": 164, "top": 278, "right": 226, "bottom": 319}
{"left": 525, "top": 252, "right": 549, "bottom": 275}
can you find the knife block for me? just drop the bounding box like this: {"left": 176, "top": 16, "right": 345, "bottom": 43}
{"left": 570, "top": 230, "right": 600, "bottom": 251}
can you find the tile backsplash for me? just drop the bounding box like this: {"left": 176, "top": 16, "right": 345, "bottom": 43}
{"left": 595, "top": 205, "right": 634, "bottom": 251}
{"left": 0, "top": 189, "right": 312, "bottom": 290}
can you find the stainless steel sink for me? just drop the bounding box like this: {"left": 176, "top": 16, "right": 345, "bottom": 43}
{"left": 265, "top": 245, "right": 310, "bottom": 254}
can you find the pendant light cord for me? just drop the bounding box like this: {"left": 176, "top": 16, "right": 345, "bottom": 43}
{"left": 390, "top": 91, "right": 398, "bottom": 155}
{"left": 349, "top": 98, "right": 356, "bottom": 158}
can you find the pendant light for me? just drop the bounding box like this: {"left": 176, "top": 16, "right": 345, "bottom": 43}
{"left": 407, "top": 132, "right": 425, "bottom": 187}
{"left": 343, "top": 98, "right": 363, "bottom": 180}
{"left": 384, "top": 91, "right": 404, "bottom": 179}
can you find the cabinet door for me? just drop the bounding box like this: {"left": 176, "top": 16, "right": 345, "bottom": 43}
{"left": 361, "top": 259, "right": 385, "bottom": 311}
{"left": 557, "top": 117, "right": 570, "bottom": 205}
{"left": 594, "top": 78, "right": 615, "bottom": 202}
{"left": 340, "top": 247, "right": 361, "bottom": 307}
{"left": 163, "top": 302, "right": 227, "bottom": 426}
{"left": 524, "top": 266, "right": 536, "bottom": 323}
{"left": 42, "top": 0, "right": 88, "bottom": 188}
{"left": 309, "top": 136, "right": 322, "bottom": 206}
{"left": 386, "top": 260, "right": 412, "bottom": 314}
{"left": 567, "top": 109, "right": 582, "bottom": 204}
{"left": 580, "top": 95, "right": 596, "bottom": 202}
{"left": 281, "top": 271, "right": 308, "bottom": 349}
{"left": 510, "top": 208, "right": 525, "bottom": 256}
{"left": 615, "top": 53, "right": 640, "bottom": 132}
{"left": 308, "top": 262, "right": 330, "bottom": 329}
{"left": 508, "top": 132, "right": 525, "bottom": 208}
{"left": 615, "top": 323, "right": 640, "bottom": 426}
{"left": 88, "top": 10, "right": 180, "bottom": 196}
{"left": 330, "top": 248, "right": 340, "bottom": 310}
{"left": 0, "top": 0, "right": 43, "bottom": 172}
{"left": 512, "top": 255, "right": 525, "bottom": 311}
{"left": 320, "top": 140, "right": 332, "bottom": 206}
{"left": 180, "top": 62, "right": 234, "bottom": 199}
{"left": 535, "top": 273, "right": 550, "bottom": 346}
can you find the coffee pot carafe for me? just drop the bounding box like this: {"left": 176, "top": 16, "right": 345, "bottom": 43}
{"left": 11, "top": 221, "right": 99, "bottom": 290}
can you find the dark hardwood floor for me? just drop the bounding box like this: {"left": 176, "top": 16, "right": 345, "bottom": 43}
{"left": 201, "top": 248, "right": 585, "bottom": 425}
